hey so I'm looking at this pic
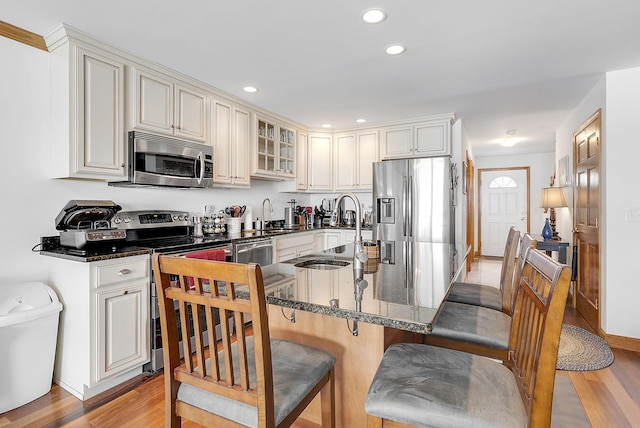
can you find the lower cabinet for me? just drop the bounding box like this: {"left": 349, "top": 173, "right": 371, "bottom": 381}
{"left": 318, "top": 229, "right": 374, "bottom": 251}
{"left": 47, "top": 255, "right": 150, "bottom": 400}
{"left": 95, "top": 282, "right": 148, "bottom": 382}
{"left": 275, "top": 232, "right": 315, "bottom": 262}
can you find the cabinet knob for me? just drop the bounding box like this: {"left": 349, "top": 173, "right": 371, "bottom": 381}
{"left": 118, "top": 269, "right": 132, "bottom": 275}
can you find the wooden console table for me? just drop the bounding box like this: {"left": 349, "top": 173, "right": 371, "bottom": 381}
{"left": 533, "top": 235, "right": 570, "bottom": 264}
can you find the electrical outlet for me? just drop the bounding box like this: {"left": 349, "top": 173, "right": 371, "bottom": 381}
{"left": 624, "top": 207, "right": 640, "bottom": 222}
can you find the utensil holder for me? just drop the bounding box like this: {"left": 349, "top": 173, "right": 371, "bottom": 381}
{"left": 227, "top": 218, "right": 241, "bottom": 234}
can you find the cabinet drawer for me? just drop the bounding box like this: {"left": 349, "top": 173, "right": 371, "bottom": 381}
{"left": 96, "top": 257, "right": 150, "bottom": 287}
{"left": 276, "top": 232, "right": 314, "bottom": 250}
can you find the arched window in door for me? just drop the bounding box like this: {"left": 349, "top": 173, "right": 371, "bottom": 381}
{"left": 489, "top": 175, "right": 518, "bottom": 188}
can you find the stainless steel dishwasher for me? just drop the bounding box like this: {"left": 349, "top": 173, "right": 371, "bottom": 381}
{"left": 234, "top": 238, "right": 274, "bottom": 266}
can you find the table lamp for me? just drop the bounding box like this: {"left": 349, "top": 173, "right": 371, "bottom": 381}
{"left": 540, "top": 187, "right": 568, "bottom": 240}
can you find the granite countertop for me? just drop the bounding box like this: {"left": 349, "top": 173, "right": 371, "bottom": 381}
{"left": 39, "top": 225, "right": 373, "bottom": 263}
{"left": 254, "top": 241, "right": 462, "bottom": 334}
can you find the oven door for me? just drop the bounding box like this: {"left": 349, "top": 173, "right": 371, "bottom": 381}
{"left": 130, "top": 132, "right": 213, "bottom": 188}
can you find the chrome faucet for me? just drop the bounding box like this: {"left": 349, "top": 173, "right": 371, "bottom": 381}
{"left": 330, "top": 192, "right": 368, "bottom": 270}
{"left": 259, "top": 198, "right": 273, "bottom": 230}
{"left": 351, "top": 270, "right": 369, "bottom": 336}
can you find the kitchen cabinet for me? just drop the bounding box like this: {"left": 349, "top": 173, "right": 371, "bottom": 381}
{"left": 324, "top": 230, "right": 343, "bottom": 250}
{"left": 47, "top": 255, "right": 150, "bottom": 400}
{"left": 313, "top": 231, "right": 325, "bottom": 252}
{"left": 316, "top": 229, "right": 373, "bottom": 251}
{"left": 275, "top": 232, "right": 315, "bottom": 262}
{"left": 307, "top": 133, "right": 334, "bottom": 191}
{"left": 47, "top": 29, "right": 127, "bottom": 180}
{"left": 334, "top": 130, "right": 379, "bottom": 191}
{"left": 380, "top": 115, "right": 454, "bottom": 159}
{"left": 296, "top": 131, "right": 308, "bottom": 190}
{"left": 253, "top": 117, "right": 296, "bottom": 180}
{"left": 131, "top": 67, "right": 208, "bottom": 143}
{"left": 212, "top": 99, "right": 250, "bottom": 187}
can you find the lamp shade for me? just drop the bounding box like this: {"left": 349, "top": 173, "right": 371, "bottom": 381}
{"left": 540, "top": 187, "right": 568, "bottom": 208}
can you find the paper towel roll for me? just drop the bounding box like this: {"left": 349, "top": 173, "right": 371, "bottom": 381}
{"left": 243, "top": 207, "right": 253, "bottom": 230}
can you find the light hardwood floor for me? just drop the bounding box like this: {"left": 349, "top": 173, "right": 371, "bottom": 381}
{"left": 1, "top": 258, "right": 639, "bottom": 427}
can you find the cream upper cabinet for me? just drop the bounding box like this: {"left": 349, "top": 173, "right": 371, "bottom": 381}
{"left": 296, "top": 131, "right": 308, "bottom": 190}
{"left": 307, "top": 133, "right": 333, "bottom": 191}
{"left": 131, "top": 67, "right": 208, "bottom": 143}
{"left": 380, "top": 115, "right": 453, "bottom": 159}
{"left": 48, "top": 34, "right": 127, "bottom": 179}
{"left": 212, "top": 99, "right": 250, "bottom": 187}
{"left": 253, "top": 117, "right": 296, "bottom": 180}
{"left": 334, "top": 134, "right": 357, "bottom": 190}
{"left": 356, "top": 131, "right": 379, "bottom": 189}
{"left": 334, "top": 130, "right": 379, "bottom": 191}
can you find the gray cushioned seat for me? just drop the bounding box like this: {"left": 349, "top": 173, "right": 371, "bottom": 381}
{"left": 365, "top": 343, "right": 528, "bottom": 427}
{"left": 429, "top": 301, "right": 510, "bottom": 349}
{"left": 445, "top": 281, "right": 503, "bottom": 312}
{"left": 178, "top": 337, "right": 335, "bottom": 427}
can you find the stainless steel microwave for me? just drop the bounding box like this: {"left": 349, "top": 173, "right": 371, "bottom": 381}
{"left": 110, "top": 131, "right": 213, "bottom": 188}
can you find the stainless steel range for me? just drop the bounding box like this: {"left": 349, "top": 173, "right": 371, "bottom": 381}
{"left": 113, "top": 210, "right": 234, "bottom": 373}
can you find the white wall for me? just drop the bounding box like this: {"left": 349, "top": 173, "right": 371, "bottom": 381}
{"left": 472, "top": 151, "right": 555, "bottom": 253}
{"left": 556, "top": 69, "right": 640, "bottom": 340}
{"left": 603, "top": 68, "right": 640, "bottom": 338}
{"left": 0, "top": 37, "right": 310, "bottom": 285}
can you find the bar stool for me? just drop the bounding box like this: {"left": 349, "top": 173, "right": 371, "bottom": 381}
{"left": 445, "top": 227, "right": 520, "bottom": 314}
{"left": 365, "top": 248, "right": 571, "bottom": 427}
{"left": 423, "top": 234, "right": 536, "bottom": 360}
{"left": 153, "top": 254, "right": 336, "bottom": 427}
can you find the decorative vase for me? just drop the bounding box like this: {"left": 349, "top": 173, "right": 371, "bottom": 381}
{"left": 542, "top": 218, "right": 553, "bottom": 241}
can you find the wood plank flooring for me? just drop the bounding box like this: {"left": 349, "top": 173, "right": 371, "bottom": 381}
{"left": 1, "top": 257, "right": 638, "bottom": 427}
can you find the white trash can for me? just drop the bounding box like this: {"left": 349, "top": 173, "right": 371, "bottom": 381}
{"left": 0, "top": 282, "right": 63, "bottom": 414}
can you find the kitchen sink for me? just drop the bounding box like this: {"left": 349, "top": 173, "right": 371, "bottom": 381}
{"left": 294, "top": 259, "right": 350, "bottom": 270}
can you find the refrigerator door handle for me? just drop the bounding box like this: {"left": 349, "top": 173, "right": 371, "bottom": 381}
{"left": 402, "top": 176, "right": 408, "bottom": 238}
{"left": 407, "top": 175, "right": 413, "bottom": 238}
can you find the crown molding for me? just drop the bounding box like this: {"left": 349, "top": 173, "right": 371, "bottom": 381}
{"left": 0, "top": 20, "right": 47, "bottom": 51}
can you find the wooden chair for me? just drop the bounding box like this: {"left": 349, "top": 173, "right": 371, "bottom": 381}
{"left": 423, "top": 233, "right": 537, "bottom": 360}
{"left": 445, "top": 226, "right": 520, "bottom": 314}
{"left": 365, "top": 247, "right": 572, "bottom": 427}
{"left": 153, "top": 253, "right": 336, "bottom": 427}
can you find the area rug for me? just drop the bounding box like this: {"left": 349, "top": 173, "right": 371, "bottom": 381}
{"left": 557, "top": 324, "right": 614, "bottom": 371}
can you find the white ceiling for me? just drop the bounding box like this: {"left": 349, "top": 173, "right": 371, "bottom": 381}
{"left": 5, "top": 0, "right": 640, "bottom": 155}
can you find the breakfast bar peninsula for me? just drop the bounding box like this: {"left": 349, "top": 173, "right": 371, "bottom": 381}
{"left": 254, "top": 241, "right": 464, "bottom": 427}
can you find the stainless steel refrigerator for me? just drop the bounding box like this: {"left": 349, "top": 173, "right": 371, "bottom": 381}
{"left": 373, "top": 157, "right": 454, "bottom": 244}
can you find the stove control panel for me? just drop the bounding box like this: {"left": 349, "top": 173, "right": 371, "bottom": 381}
{"left": 86, "top": 229, "right": 127, "bottom": 242}
{"left": 112, "top": 211, "right": 192, "bottom": 229}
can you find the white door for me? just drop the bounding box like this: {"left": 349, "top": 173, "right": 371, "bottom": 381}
{"left": 479, "top": 169, "right": 529, "bottom": 256}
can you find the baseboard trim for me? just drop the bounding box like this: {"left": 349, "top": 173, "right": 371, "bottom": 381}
{"left": 605, "top": 332, "right": 640, "bottom": 352}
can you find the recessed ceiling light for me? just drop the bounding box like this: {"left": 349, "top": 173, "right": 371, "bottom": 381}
{"left": 506, "top": 129, "right": 517, "bottom": 136}
{"left": 362, "top": 8, "right": 386, "bottom": 24}
{"left": 243, "top": 86, "right": 258, "bottom": 93}
{"left": 385, "top": 44, "right": 406, "bottom": 55}
{"left": 322, "top": 124, "right": 332, "bottom": 128}
{"left": 356, "top": 118, "right": 367, "bottom": 123}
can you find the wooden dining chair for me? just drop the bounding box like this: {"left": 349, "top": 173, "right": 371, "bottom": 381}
{"left": 445, "top": 226, "right": 521, "bottom": 314}
{"left": 423, "top": 233, "right": 537, "bottom": 360}
{"left": 365, "top": 247, "right": 572, "bottom": 427}
{"left": 153, "top": 253, "right": 336, "bottom": 427}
